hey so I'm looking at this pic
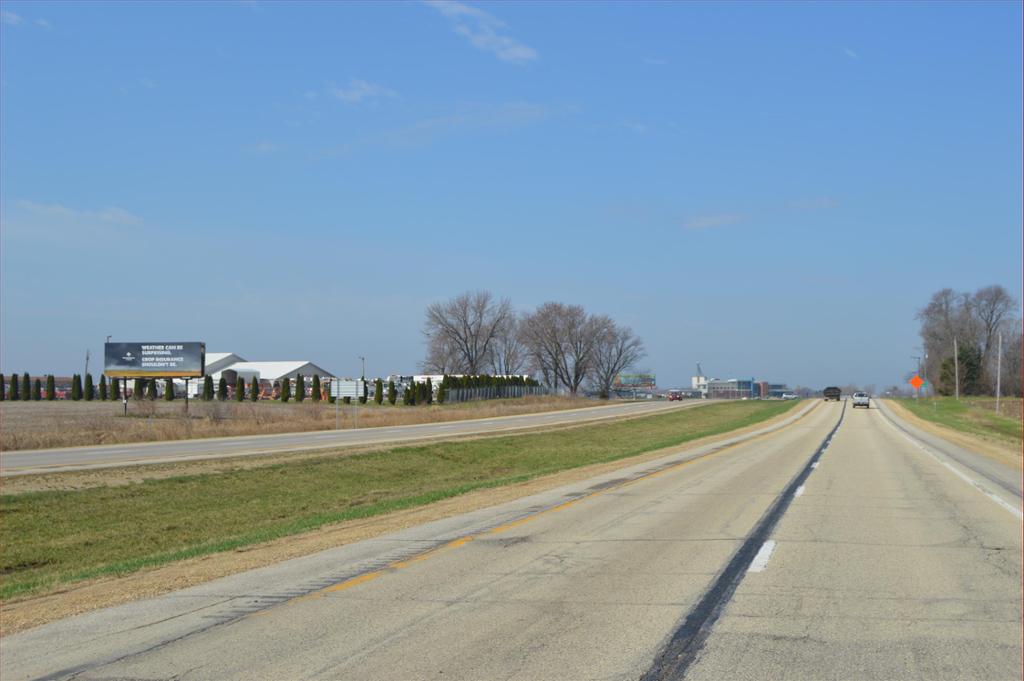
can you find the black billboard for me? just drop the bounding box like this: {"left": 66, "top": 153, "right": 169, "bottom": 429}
{"left": 104, "top": 342, "right": 205, "bottom": 378}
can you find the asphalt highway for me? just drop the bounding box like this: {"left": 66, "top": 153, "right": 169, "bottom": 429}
{"left": 3, "top": 400, "right": 1021, "bottom": 680}
{"left": 0, "top": 399, "right": 699, "bottom": 476}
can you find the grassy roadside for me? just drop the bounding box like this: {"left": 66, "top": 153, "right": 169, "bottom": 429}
{"left": 896, "top": 397, "right": 1022, "bottom": 445}
{"left": 0, "top": 400, "right": 799, "bottom": 600}
{"left": 0, "top": 395, "right": 596, "bottom": 451}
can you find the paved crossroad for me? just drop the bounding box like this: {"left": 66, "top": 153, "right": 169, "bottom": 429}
{"left": 3, "top": 401, "right": 1021, "bottom": 680}
{"left": 0, "top": 400, "right": 698, "bottom": 476}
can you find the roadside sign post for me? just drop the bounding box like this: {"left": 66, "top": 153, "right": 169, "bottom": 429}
{"left": 909, "top": 374, "right": 924, "bottom": 398}
{"left": 331, "top": 379, "right": 365, "bottom": 430}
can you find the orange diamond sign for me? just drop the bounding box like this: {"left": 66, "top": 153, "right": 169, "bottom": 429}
{"left": 909, "top": 375, "right": 924, "bottom": 390}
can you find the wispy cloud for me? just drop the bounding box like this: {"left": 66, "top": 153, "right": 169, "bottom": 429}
{"left": 244, "top": 140, "right": 282, "bottom": 155}
{"left": 5, "top": 201, "right": 145, "bottom": 248}
{"left": 684, "top": 197, "right": 838, "bottom": 231}
{"left": 328, "top": 78, "right": 397, "bottom": 103}
{"left": 17, "top": 201, "right": 143, "bottom": 225}
{"left": 138, "top": 77, "right": 157, "bottom": 89}
{"left": 788, "top": 197, "right": 839, "bottom": 211}
{"left": 644, "top": 57, "right": 669, "bottom": 66}
{"left": 424, "top": 0, "right": 538, "bottom": 64}
{"left": 2, "top": 11, "right": 51, "bottom": 28}
{"left": 844, "top": 47, "right": 859, "bottom": 59}
{"left": 683, "top": 212, "right": 749, "bottom": 230}
{"left": 320, "top": 101, "right": 548, "bottom": 156}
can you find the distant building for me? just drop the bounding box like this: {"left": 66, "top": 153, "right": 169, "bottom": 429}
{"left": 707, "top": 378, "right": 756, "bottom": 399}
{"left": 177, "top": 352, "right": 335, "bottom": 397}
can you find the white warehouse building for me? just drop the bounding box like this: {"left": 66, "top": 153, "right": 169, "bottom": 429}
{"left": 179, "top": 352, "right": 335, "bottom": 397}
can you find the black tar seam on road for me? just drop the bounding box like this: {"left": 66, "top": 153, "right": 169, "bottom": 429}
{"left": 29, "top": 403, "right": 819, "bottom": 681}
{"left": 640, "top": 400, "right": 847, "bottom": 681}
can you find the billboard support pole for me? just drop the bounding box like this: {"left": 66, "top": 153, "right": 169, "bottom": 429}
{"left": 335, "top": 379, "right": 340, "bottom": 430}
{"left": 184, "top": 378, "right": 189, "bottom": 415}
{"left": 123, "top": 377, "right": 128, "bottom": 416}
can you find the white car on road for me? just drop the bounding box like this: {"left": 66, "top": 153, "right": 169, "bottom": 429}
{"left": 852, "top": 391, "right": 870, "bottom": 408}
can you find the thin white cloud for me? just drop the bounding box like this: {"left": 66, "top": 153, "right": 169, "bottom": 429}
{"left": 424, "top": 0, "right": 538, "bottom": 64}
{"left": 5, "top": 201, "right": 145, "bottom": 248}
{"left": 320, "top": 101, "right": 548, "bottom": 156}
{"left": 14, "top": 201, "right": 143, "bottom": 225}
{"left": 328, "top": 79, "right": 397, "bottom": 103}
{"left": 683, "top": 213, "right": 749, "bottom": 230}
{"left": 789, "top": 197, "right": 839, "bottom": 211}
{"left": 644, "top": 57, "right": 669, "bottom": 66}
{"left": 2, "top": 10, "right": 23, "bottom": 25}
{"left": 34, "top": 18, "right": 50, "bottom": 28}
{"left": 683, "top": 197, "right": 838, "bottom": 231}
{"left": 138, "top": 77, "right": 157, "bottom": 89}
{"left": 245, "top": 140, "right": 282, "bottom": 155}
{"left": 844, "top": 48, "right": 859, "bottom": 59}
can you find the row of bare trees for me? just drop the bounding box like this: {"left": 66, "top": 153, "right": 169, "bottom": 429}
{"left": 422, "top": 291, "right": 645, "bottom": 397}
{"left": 916, "top": 285, "right": 1021, "bottom": 396}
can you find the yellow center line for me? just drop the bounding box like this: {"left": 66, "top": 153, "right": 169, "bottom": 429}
{"left": 271, "top": 401, "right": 822, "bottom": 608}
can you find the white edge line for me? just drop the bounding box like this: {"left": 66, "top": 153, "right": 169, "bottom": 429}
{"left": 748, "top": 540, "right": 777, "bottom": 572}
{"left": 879, "top": 409, "right": 1023, "bottom": 520}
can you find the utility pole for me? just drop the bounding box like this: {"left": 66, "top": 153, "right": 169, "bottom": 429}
{"left": 995, "top": 333, "right": 1002, "bottom": 414}
{"left": 953, "top": 337, "right": 960, "bottom": 401}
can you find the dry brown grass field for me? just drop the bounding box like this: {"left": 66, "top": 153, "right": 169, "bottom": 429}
{"left": 0, "top": 396, "right": 606, "bottom": 451}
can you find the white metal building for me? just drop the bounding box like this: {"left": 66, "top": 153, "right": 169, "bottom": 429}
{"left": 205, "top": 352, "right": 247, "bottom": 376}
{"left": 214, "top": 361, "right": 334, "bottom": 384}
{"left": 179, "top": 353, "right": 335, "bottom": 397}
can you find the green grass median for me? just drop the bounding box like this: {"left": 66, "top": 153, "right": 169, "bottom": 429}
{"left": 1, "top": 399, "right": 799, "bottom": 600}
{"left": 897, "top": 397, "right": 1022, "bottom": 445}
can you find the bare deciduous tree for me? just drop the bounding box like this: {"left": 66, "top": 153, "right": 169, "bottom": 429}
{"left": 489, "top": 313, "right": 528, "bottom": 376}
{"left": 422, "top": 291, "right": 513, "bottom": 375}
{"left": 421, "top": 334, "right": 463, "bottom": 374}
{"left": 917, "top": 285, "right": 1020, "bottom": 393}
{"left": 999, "top": 325, "right": 1022, "bottom": 397}
{"left": 589, "top": 321, "right": 646, "bottom": 398}
{"left": 520, "top": 303, "right": 608, "bottom": 396}
{"left": 972, "top": 285, "right": 1016, "bottom": 376}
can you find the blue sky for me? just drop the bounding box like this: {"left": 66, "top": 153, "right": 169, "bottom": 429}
{"left": 2, "top": 1, "right": 1021, "bottom": 390}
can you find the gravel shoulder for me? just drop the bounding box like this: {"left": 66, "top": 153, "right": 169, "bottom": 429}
{"left": 884, "top": 399, "right": 1022, "bottom": 470}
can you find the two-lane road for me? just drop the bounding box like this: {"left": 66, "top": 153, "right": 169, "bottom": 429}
{"left": 3, "top": 401, "right": 1020, "bottom": 680}
{"left": 0, "top": 399, "right": 700, "bottom": 476}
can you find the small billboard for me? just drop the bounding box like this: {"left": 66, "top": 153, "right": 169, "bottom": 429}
{"left": 331, "top": 379, "right": 365, "bottom": 399}
{"left": 104, "top": 342, "right": 205, "bottom": 378}
{"left": 613, "top": 373, "right": 657, "bottom": 389}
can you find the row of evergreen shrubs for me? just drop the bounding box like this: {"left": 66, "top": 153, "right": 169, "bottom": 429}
{"left": 0, "top": 372, "right": 540, "bottom": 405}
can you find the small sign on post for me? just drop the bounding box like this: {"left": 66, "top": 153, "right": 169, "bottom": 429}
{"left": 330, "top": 379, "right": 364, "bottom": 399}
{"left": 331, "top": 379, "right": 365, "bottom": 430}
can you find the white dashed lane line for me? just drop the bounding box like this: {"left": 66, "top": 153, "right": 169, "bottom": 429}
{"left": 747, "top": 540, "right": 777, "bottom": 573}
